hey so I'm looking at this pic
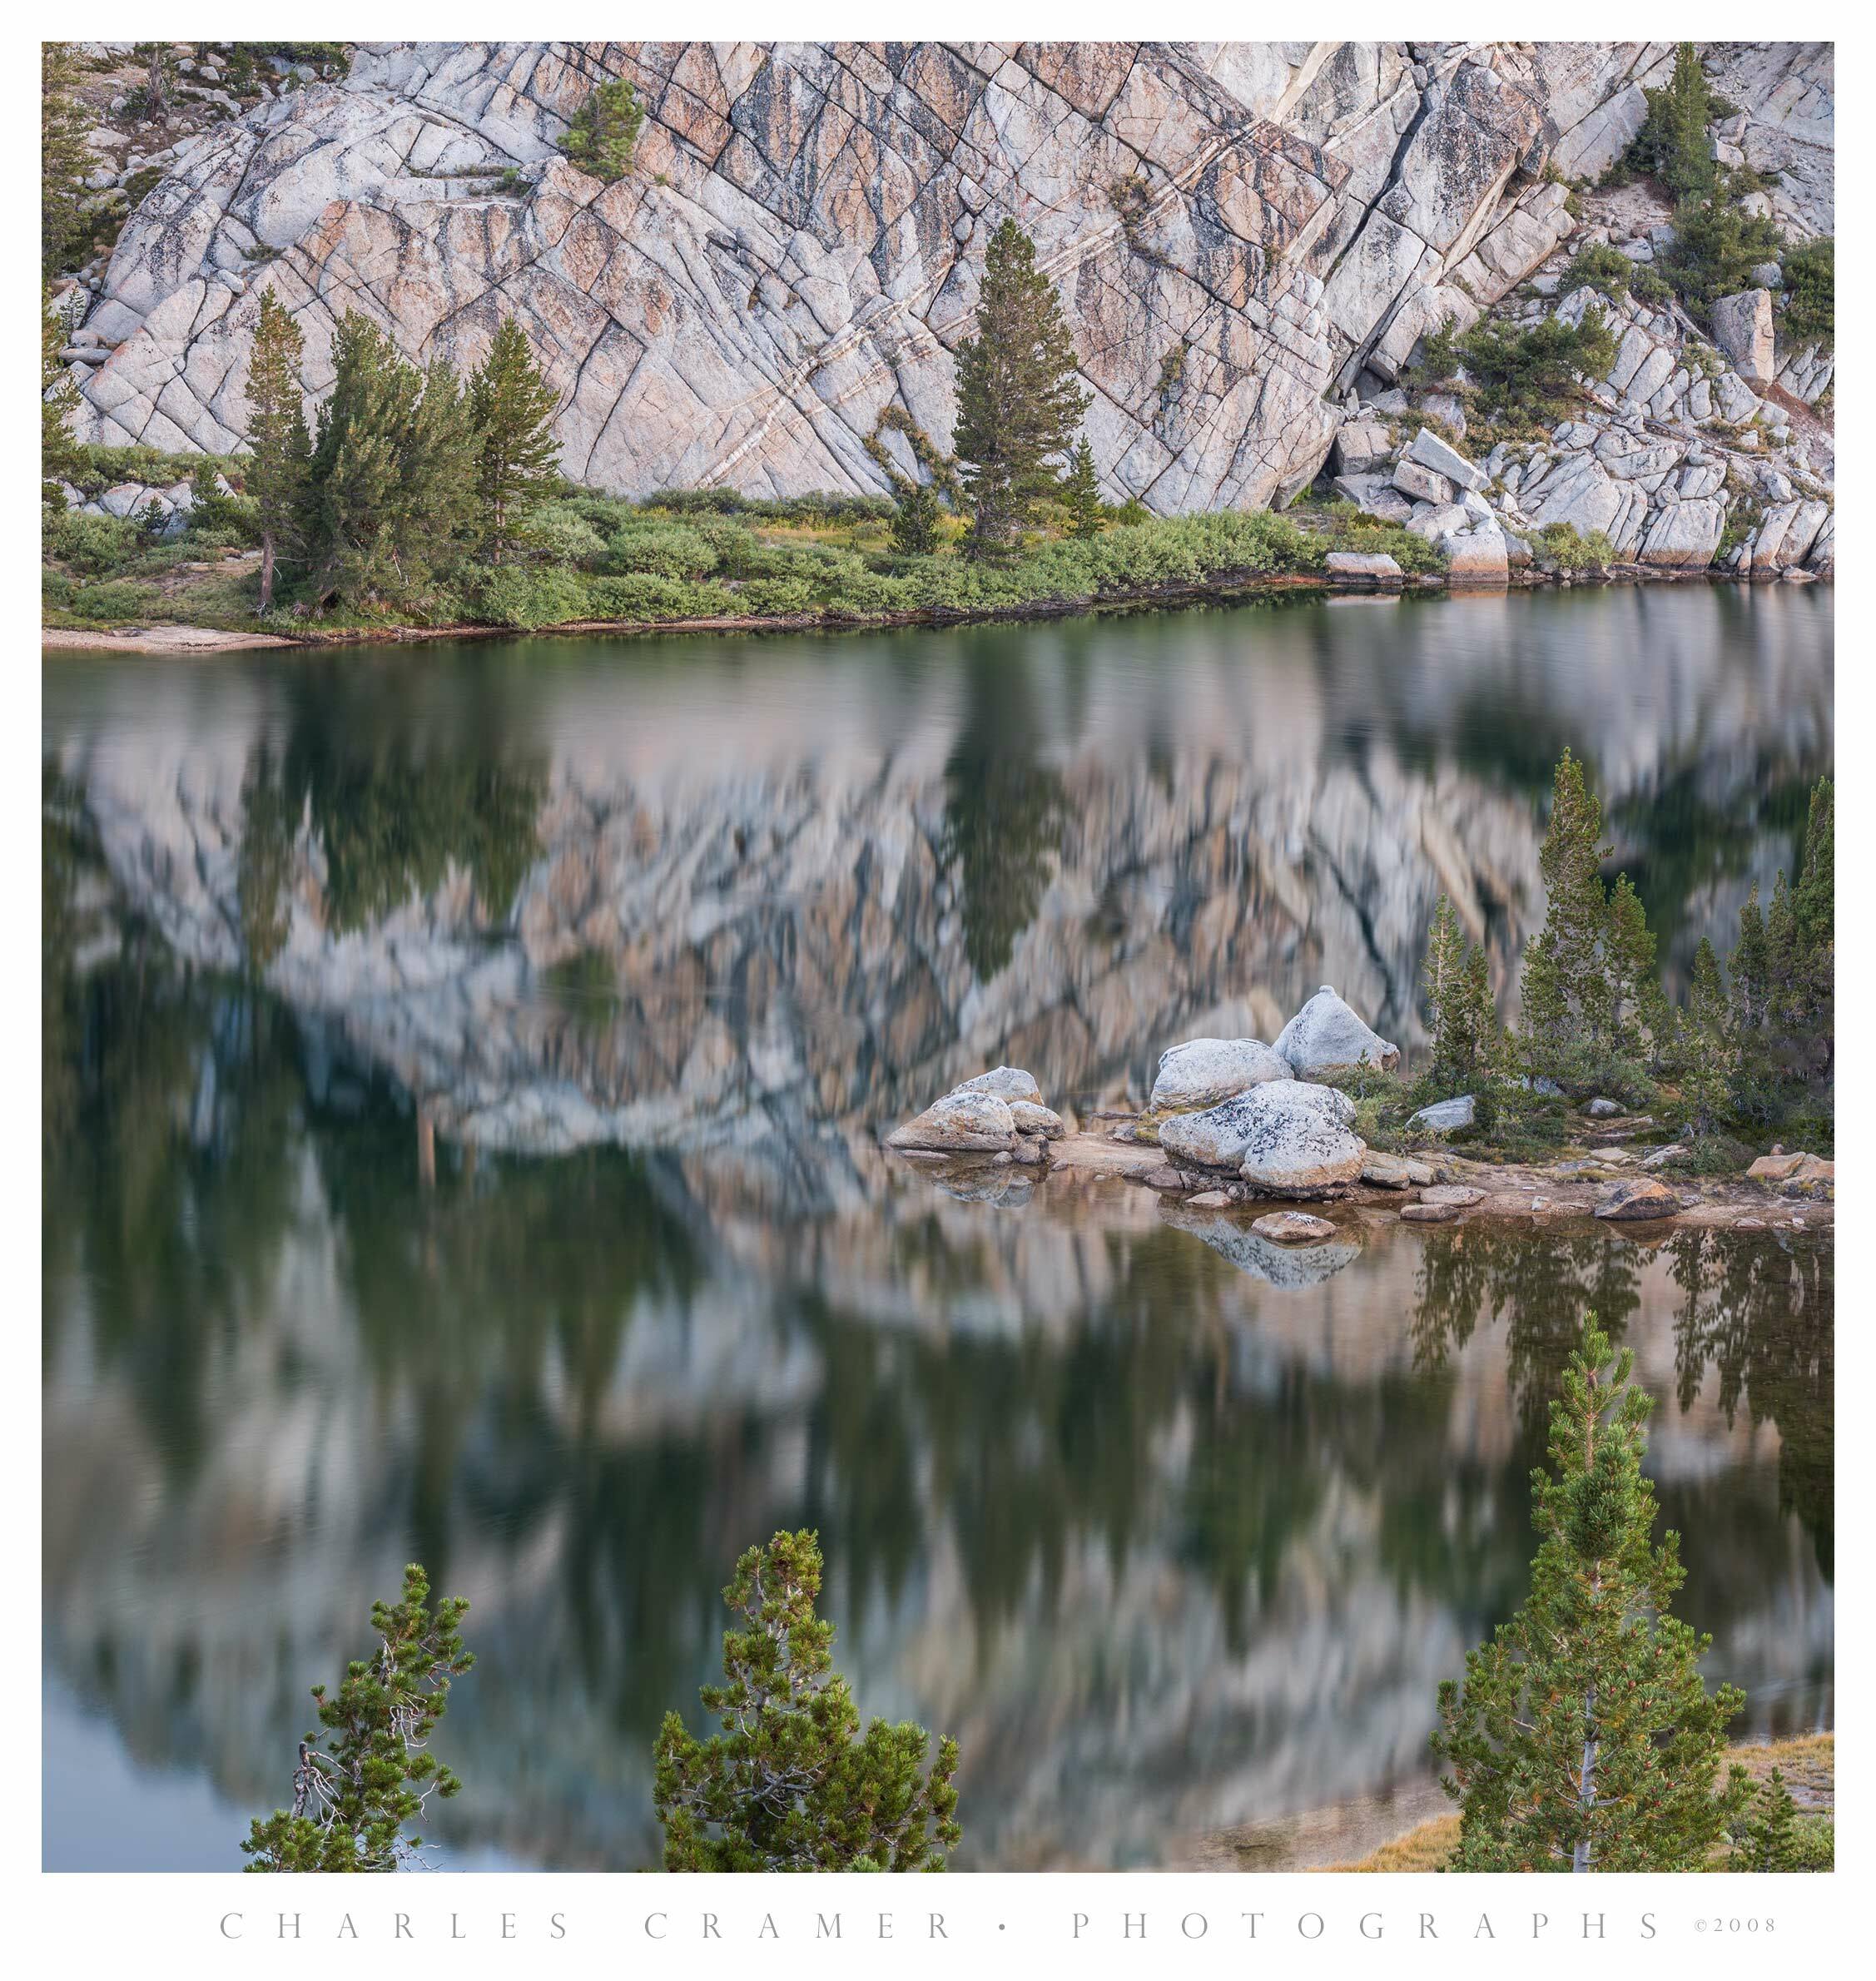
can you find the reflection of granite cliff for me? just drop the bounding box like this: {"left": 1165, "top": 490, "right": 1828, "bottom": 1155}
{"left": 51, "top": 590, "right": 1830, "bottom": 1174}
{"left": 42, "top": 996, "right": 1830, "bottom": 1871}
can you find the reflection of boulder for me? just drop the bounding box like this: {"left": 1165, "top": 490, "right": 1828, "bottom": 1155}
{"left": 1160, "top": 1202, "right": 1364, "bottom": 1288}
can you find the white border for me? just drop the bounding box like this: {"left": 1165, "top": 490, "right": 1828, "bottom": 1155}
{"left": 6, "top": 7, "right": 1858, "bottom": 1975}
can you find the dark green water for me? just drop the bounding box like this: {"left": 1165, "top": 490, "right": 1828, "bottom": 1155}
{"left": 42, "top": 584, "right": 1831, "bottom": 1869}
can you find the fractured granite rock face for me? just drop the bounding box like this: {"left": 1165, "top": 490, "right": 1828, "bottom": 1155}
{"left": 64, "top": 39, "right": 1829, "bottom": 515}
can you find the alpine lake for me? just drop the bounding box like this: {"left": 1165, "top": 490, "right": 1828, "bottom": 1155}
{"left": 42, "top": 582, "right": 1832, "bottom": 1870}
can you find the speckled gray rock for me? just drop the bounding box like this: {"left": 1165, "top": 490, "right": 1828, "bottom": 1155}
{"left": 1252, "top": 1209, "right": 1339, "bottom": 1243}
{"left": 1149, "top": 1036, "right": 1291, "bottom": 1112}
{"left": 1158, "top": 1079, "right": 1356, "bottom": 1173}
{"left": 887, "top": 1090, "right": 1015, "bottom": 1154}
{"left": 1408, "top": 1094, "right": 1475, "bottom": 1132}
{"left": 1275, "top": 986, "right": 1399, "bottom": 1078}
{"left": 1010, "top": 1100, "right": 1065, "bottom": 1138}
{"left": 956, "top": 1066, "right": 1044, "bottom": 1104}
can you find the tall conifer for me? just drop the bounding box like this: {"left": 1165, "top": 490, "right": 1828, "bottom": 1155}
{"left": 467, "top": 316, "right": 561, "bottom": 562}
{"left": 951, "top": 221, "right": 1089, "bottom": 557}
{"left": 1433, "top": 1324, "right": 1749, "bottom": 1870}
{"left": 1521, "top": 748, "right": 1611, "bottom": 1055}
{"left": 243, "top": 290, "right": 310, "bottom": 613}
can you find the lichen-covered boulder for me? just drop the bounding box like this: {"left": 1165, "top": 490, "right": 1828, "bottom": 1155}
{"left": 1238, "top": 1107, "right": 1367, "bottom": 1198}
{"left": 886, "top": 1090, "right": 1016, "bottom": 1154}
{"left": 1158, "top": 1080, "right": 1355, "bottom": 1169}
{"left": 1274, "top": 986, "right": 1399, "bottom": 1078}
{"left": 955, "top": 1066, "right": 1043, "bottom": 1104}
{"left": 1010, "top": 1099, "right": 1065, "bottom": 1138}
{"left": 1149, "top": 1037, "right": 1291, "bottom": 1112}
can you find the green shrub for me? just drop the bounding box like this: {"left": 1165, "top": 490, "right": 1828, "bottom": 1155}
{"left": 1658, "top": 198, "right": 1785, "bottom": 316}
{"left": 1439, "top": 308, "right": 1618, "bottom": 422}
{"left": 1782, "top": 238, "right": 1833, "bottom": 346}
{"left": 560, "top": 77, "right": 643, "bottom": 181}
{"left": 603, "top": 519, "right": 721, "bottom": 580}
{"left": 1532, "top": 523, "right": 1618, "bottom": 572}
{"left": 519, "top": 504, "right": 608, "bottom": 565}
{"left": 469, "top": 564, "right": 591, "bottom": 629}
{"left": 1560, "top": 243, "right": 1637, "bottom": 300}
{"left": 45, "top": 509, "right": 145, "bottom": 576}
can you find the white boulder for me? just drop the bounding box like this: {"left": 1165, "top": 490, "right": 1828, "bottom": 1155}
{"left": 1275, "top": 986, "right": 1400, "bottom": 1078}
{"left": 1149, "top": 1037, "right": 1292, "bottom": 1112}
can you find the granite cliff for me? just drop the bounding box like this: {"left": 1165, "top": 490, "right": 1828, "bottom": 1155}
{"left": 61, "top": 40, "right": 1834, "bottom": 531}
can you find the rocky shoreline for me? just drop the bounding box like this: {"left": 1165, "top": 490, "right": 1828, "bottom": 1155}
{"left": 882, "top": 987, "right": 1833, "bottom": 1247}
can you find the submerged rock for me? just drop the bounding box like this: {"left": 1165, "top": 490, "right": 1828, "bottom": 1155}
{"left": 1275, "top": 986, "right": 1399, "bottom": 1079}
{"left": 1149, "top": 1036, "right": 1292, "bottom": 1112}
{"left": 1160, "top": 1204, "right": 1363, "bottom": 1288}
{"left": 886, "top": 1090, "right": 1016, "bottom": 1154}
{"left": 1252, "top": 1210, "right": 1340, "bottom": 1244}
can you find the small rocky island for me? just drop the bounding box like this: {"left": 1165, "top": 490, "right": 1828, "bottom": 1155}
{"left": 884, "top": 985, "right": 1832, "bottom": 1264}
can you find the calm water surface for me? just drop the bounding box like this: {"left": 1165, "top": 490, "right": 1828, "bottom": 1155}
{"left": 42, "top": 585, "right": 1833, "bottom": 1869}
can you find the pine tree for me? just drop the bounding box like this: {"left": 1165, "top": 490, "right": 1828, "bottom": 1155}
{"left": 653, "top": 1530, "right": 961, "bottom": 1870}
{"left": 1764, "top": 866, "right": 1799, "bottom": 1015}
{"left": 1680, "top": 936, "right": 1734, "bottom": 1134}
{"left": 1603, "top": 872, "right": 1660, "bottom": 1054}
{"left": 1728, "top": 1768, "right": 1801, "bottom": 1871}
{"left": 300, "top": 313, "right": 477, "bottom": 610}
{"left": 1628, "top": 42, "right": 1719, "bottom": 204}
{"left": 243, "top": 290, "right": 311, "bottom": 613}
{"left": 1433, "top": 1323, "right": 1749, "bottom": 1870}
{"left": 1791, "top": 777, "right": 1833, "bottom": 1047}
{"left": 560, "top": 76, "right": 643, "bottom": 181}
{"left": 889, "top": 477, "right": 941, "bottom": 555}
{"left": 951, "top": 221, "right": 1089, "bottom": 557}
{"left": 1732, "top": 881, "right": 1770, "bottom": 1033}
{"left": 467, "top": 316, "right": 561, "bottom": 563}
{"left": 1063, "top": 434, "right": 1104, "bottom": 539}
{"left": 42, "top": 285, "right": 82, "bottom": 492}
{"left": 42, "top": 43, "right": 96, "bottom": 276}
{"left": 1521, "top": 749, "right": 1611, "bottom": 1058}
{"left": 242, "top": 1564, "right": 474, "bottom": 1872}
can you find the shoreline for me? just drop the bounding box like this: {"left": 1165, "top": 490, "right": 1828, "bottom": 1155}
{"left": 41, "top": 563, "right": 1821, "bottom": 659}
{"left": 897, "top": 1125, "right": 1832, "bottom": 1236}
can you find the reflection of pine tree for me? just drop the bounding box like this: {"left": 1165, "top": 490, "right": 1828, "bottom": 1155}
{"left": 1179, "top": 1367, "right": 1323, "bottom": 1651}
{"left": 1409, "top": 1226, "right": 1644, "bottom": 1437}
{"left": 1669, "top": 1229, "right": 1834, "bottom": 1576}
{"left": 237, "top": 716, "right": 548, "bottom": 939}
{"left": 939, "top": 654, "right": 1068, "bottom": 980}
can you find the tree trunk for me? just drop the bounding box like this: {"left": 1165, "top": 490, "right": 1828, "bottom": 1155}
{"left": 258, "top": 533, "right": 275, "bottom": 614}
{"left": 1573, "top": 1686, "right": 1597, "bottom": 1873}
